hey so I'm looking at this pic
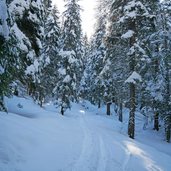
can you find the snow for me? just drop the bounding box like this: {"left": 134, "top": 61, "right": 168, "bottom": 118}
{"left": 68, "top": 55, "right": 77, "bottom": 64}
{"left": 0, "top": 65, "right": 5, "bottom": 74}
{"left": 127, "top": 43, "right": 146, "bottom": 55}
{"left": 25, "top": 59, "right": 39, "bottom": 75}
{"left": 127, "top": 46, "right": 135, "bottom": 55}
{"left": 134, "top": 43, "right": 146, "bottom": 54}
{"left": 11, "top": 23, "right": 30, "bottom": 52}
{"left": 126, "top": 11, "right": 137, "bottom": 18}
{"left": 63, "top": 75, "right": 71, "bottom": 83}
{"left": 31, "top": 0, "right": 43, "bottom": 9}
{"left": 36, "top": 38, "right": 42, "bottom": 49}
{"left": 100, "top": 59, "right": 111, "bottom": 76}
{"left": 0, "top": 96, "right": 171, "bottom": 171}
{"left": 0, "top": 0, "right": 9, "bottom": 38}
{"left": 60, "top": 50, "right": 74, "bottom": 57}
{"left": 119, "top": 0, "right": 150, "bottom": 23}
{"left": 28, "top": 11, "right": 40, "bottom": 23}
{"left": 26, "top": 50, "right": 32, "bottom": 60}
{"left": 58, "top": 67, "right": 66, "bottom": 75}
{"left": 45, "top": 56, "right": 50, "bottom": 64}
{"left": 121, "top": 30, "right": 135, "bottom": 39}
{"left": 125, "top": 71, "right": 142, "bottom": 84}
{"left": 59, "top": 50, "right": 77, "bottom": 64}
{"left": 124, "top": 1, "right": 147, "bottom": 13}
{"left": 9, "top": 0, "right": 29, "bottom": 18}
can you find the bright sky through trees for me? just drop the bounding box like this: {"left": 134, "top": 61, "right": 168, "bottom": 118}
{"left": 52, "top": 0, "right": 96, "bottom": 38}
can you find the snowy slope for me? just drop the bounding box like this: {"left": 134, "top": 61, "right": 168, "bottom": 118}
{"left": 0, "top": 97, "right": 171, "bottom": 171}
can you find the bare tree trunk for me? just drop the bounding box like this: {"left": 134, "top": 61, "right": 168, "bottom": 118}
{"left": 165, "top": 57, "right": 171, "bottom": 142}
{"left": 153, "top": 111, "right": 159, "bottom": 131}
{"left": 98, "top": 100, "right": 101, "bottom": 109}
{"left": 61, "top": 106, "right": 64, "bottom": 115}
{"left": 163, "top": 21, "right": 170, "bottom": 142}
{"left": 128, "top": 83, "right": 136, "bottom": 139}
{"left": 165, "top": 115, "right": 171, "bottom": 143}
{"left": 106, "top": 102, "right": 111, "bottom": 115}
{"left": 118, "top": 102, "right": 123, "bottom": 122}
{"left": 39, "top": 96, "right": 43, "bottom": 107}
{"left": 128, "top": 19, "right": 136, "bottom": 139}
{"left": 14, "top": 86, "right": 18, "bottom": 96}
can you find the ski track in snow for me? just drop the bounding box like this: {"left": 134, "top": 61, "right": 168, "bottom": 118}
{"left": 97, "top": 136, "right": 107, "bottom": 171}
{"left": 70, "top": 110, "right": 129, "bottom": 171}
{"left": 122, "top": 150, "right": 131, "bottom": 171}
{"left": 71, "top": 114, "right": 107, "bottom": 171}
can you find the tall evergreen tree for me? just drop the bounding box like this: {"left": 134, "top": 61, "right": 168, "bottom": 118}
{"left": 105, "top": 0, "right": 159, "bottom": 138}
{"left": 8, "top": 0, "right": 46, "bottom": 99}
{"left": 81, "top": 0, "right": 108, "bottom": 108}
{"left": 37, "top": 4, "right": 61, "bottom": 106}
{"left": 62, "top": 0, "right": 83, "bottom": 84}
{"left": 140, "top": 1, "right": 162, "bottom": 132}
{"left": 0, "top": 0, "right": 22, "bottom": 110}
{"left": 54, "top": 0, "right": 83, "bottom": 115}
{"left": 159, "top": 0, "right": 171, "bottom": 142}
{"left": 0, "top": 0, "right": 10, "bottom": 110}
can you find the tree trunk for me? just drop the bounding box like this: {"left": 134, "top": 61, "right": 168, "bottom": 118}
{"left": 61, "top": 106, "right": 64, "bottom": 115}
{"left": 14, "top": 86, "right": 18, "bottom": 96}
{"left": 128, "top": 19, "right": 136, "bottom": 139}
{"left": 39, "top": 97, "right": 43, "bottom": 107}
{"left": 166, "top": 128, "right": 170, "bottom": 143}
{"left": 128, "top": 83, "right": 135, "bottom": 139}
{"left": 164, "top": 45, "right": 170, "bottom": 142}
{"left": 153, "top": 111, "right": 159, "bottom": 131}
{"left": 118, "top": 102, "right": 123, "bottom": 122}
{"left": 106, "top": 102, "right": 111, "bottom": 115}
{"left": 165, "top": 115, "right": 171, "bottom": 143}
{"left": 98, "top": 100, "right": 101, "bottom": 108}
{"left": 165, "top": 60, "right": 170, "bottom": 141}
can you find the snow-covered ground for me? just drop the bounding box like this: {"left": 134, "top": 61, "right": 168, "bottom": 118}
{"left": 0, "top": 96, "right": 171, "bottom": 171}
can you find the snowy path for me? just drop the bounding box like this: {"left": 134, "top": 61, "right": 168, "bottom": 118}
{"left": 73, "top": 113, "right": 126, "bottom": 171}
{"left": 65, "top": 108, "right": 171, "bottom": 171}
{"left": 1, "top": 98, "right": 171, "bottom": 171}
{"left": 72, "top": 114, "right": 107, "bottom": 171}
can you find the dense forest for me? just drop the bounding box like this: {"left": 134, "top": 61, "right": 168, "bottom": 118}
{"left": 0, "top": 0, "right": 171, "bottom": 143}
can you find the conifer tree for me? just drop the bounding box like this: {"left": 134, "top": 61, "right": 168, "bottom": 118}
{"left": 82, "top": 34, "right": 89, "bottom": 71}
{"left": 8, "top": 0, "right": 45, "bottom": 99}
{"left": 0, "top": 0, "right": 10, "bottom": 110}
{"left": 55, "top": 0, "right": 83, "bottom": 114}
{"left": 106, "top": 0, "right": 159, "bottom": 138}
{"left": 103, "top": 0, "right": 129, "bottom": 117}
{"left": 140, "top": 0, "right": 162, "bottom": 132}
{"left": 37, "top": 4, "right": 61, "bottom": 106}
{"left": 159, "top": 0, "right": 171, "bottom": 142}
{"left": 0, "top": 0, "right": 21, "bottom": 110}
{"left": 62, "top": 0, "right": 83, "bottom": 85}
{"left": 82, "top": 0, "right": 108, "bottom": 108}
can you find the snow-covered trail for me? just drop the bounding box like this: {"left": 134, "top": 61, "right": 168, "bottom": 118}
{"left": 71, "top": 113, "right": 108, "bottom": 171}
{"left": 68, "top": 107, "right": 171, "bottom": 171}
{"left": 63, "top": 107, "right": 171, "bottom": 171}
{"left": 1, "top": 97, "right": 171, "bottom": 171}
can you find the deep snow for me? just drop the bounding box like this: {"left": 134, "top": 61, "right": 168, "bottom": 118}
{"left": 0, "top": 96, "right": 171, "bottom": 171}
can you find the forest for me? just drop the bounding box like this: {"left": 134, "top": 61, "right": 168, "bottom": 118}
{"left": 0, "top": 0, "right": 171, "bottom": 145}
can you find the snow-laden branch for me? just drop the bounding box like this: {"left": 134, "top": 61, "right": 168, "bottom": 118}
{"left": 125, "top": 71, "right": 142, "bottom": 84}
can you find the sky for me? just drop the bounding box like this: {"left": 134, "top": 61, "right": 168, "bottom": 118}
{"left": 52, "top": 0, "right": 97, "bottom": 38}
